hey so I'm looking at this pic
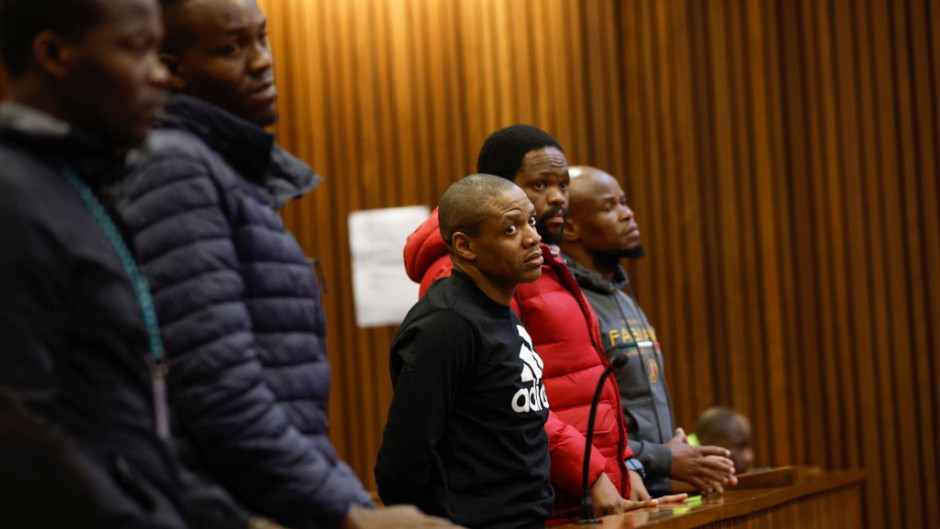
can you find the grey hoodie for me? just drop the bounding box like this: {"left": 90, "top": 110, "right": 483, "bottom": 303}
{"left": 565, "top": 257, "right": 676, "bottom": 496}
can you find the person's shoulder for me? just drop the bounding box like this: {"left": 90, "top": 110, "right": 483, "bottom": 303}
{"left": 0, "top": 143, "right": 69, "bottom": 220}
{"left": 122, "top": 129, "right": 238, "bottom": 198}
{"left": 143, "top": 128, "right": 219, "bottom": 165}
{"left": 405, "top": 278, "right": 485, "bottom": 327}
{"left": 409, "top": 281, "right": 464, "bottom": 319}
{"left": 0, "top": 150, "right": 78, "bottom": 266}
{"left": 394, "top": 298, "right": 475, "bottom": 352}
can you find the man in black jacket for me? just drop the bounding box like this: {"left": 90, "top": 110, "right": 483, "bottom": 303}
{"left": 376, "top": 174, "right": 554, "bottom": 529}
{"left": 0, "top": 0, "right": 246, "bottom": 527}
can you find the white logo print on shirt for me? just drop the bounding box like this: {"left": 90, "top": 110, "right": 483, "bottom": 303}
{"left": 512, "top": 325, "right": 550, "bottom": 413}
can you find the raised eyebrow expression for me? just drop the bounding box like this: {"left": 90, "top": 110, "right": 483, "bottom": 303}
{"left": 503, "top": 208, "right": 537, "bottom": 234}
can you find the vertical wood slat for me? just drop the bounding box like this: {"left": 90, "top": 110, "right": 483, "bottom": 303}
{"left": 256, "top": 2, "right": 937, "bottom": 526}
{"left": 0, "top": 1, "right": 936, "bottom": 527}
{"left": 774, "top": 0, "right": 807, "bottom": 468}
{"left": 885, "top": 0, "right": 918, "bottom": 526}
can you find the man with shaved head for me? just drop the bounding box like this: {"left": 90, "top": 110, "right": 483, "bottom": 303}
{"left": 377, "top": 174, "right": 554, "bottom": 529}
{"left": 692, "top": 407, "right": 754, "bottom": 474}
{"left": 561, "top": 166, "right": 738, "bottom": 496}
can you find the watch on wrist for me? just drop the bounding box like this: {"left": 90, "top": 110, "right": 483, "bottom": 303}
{"left": 626, "top": 457, "right": 646, "bottom": 479}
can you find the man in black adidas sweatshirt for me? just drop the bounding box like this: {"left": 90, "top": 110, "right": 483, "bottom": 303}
{"left": 376, "top": 174, "right": 554, "bottom": 529}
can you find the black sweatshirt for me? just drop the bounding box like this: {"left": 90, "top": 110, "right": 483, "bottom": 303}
{"left": 376, "top": 270, "right": 553, "bottom": 529}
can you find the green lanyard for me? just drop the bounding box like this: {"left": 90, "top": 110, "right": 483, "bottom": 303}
{"left": 61, "top": 164, "right": 170, "bottom": 440}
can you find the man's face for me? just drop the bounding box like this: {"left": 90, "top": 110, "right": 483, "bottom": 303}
{"left": 63, "top": 0, "right": 167, "bottom": 147}
{"left": 171, "top": 0, "right": 276, "bottom": 126}
{"left": 468, "top": 186, "right": 543, "bottom": 288}
{"left": 513, "top": 146, "right": 569, "bottom": 245}
{"left": 568, "top": 171, "right": 642, "bottom": 258}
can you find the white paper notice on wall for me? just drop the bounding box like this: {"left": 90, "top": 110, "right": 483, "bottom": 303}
{"left": 348, "top": 205, "right": 430, "bottom": 327}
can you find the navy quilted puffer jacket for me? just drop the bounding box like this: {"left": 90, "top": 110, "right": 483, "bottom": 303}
{"left": 116, "top": 95, "right": 372, "bottom": 529}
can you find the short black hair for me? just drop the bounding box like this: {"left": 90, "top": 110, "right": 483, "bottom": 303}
{"left": 158, "top": 0, "right": 192, "bottom": 54}
{"left": 476, "top": 124, "right": 563, "bottom": 181}
{"left": 0, "top": 0, "right": 105, "bottom": 77}
{"left": 439, "top": 174, "right": 518, "bottom": 248}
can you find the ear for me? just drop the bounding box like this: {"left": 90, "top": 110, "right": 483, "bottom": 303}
{"left": 452, "top": 232, "right": 477, "bottom": 262}
{"left": 32, "top": 31, "right": 73, "bottom": 79}
{"left": 562, "top": 217, "right": 581, "bottom": 242}
{"left": 160, "top": 52, "right": 188, "bottom": 90}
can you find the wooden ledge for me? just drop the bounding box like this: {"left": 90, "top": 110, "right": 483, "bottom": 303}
{"left": 555, "top": 467, "right": 866, "bottom": 529}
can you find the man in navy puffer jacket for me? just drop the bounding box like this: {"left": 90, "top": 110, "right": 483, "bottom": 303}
{"left": 116, "top": 1, "right": 457, "bottom": 528}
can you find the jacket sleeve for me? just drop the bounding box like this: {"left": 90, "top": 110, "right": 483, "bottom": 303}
{"left": 628, "top": 439, "right": 672, "bottom": 480}
{"left": 118, "top": 153, "right": 370, "bottom": 529}
{"left": 544, "top": 411, "right": 608, "bottom": 495}
{"left": 375, "top": 311, "right": 474, "bottom": 516}
{"left": 174, "top": 451, "right": 253, "bottom": 529}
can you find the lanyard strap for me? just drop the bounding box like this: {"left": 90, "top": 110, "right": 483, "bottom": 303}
{"left": 60, "top": 165, "right": 165, "bottom": 365}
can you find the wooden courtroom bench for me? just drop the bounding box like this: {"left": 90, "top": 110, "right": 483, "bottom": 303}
{"left": 555, "top": 466, "right": 866, "bottom": 529}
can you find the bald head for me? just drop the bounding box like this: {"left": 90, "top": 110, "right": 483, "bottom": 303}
{"left": 696, "top": 407, "right": 754, "bottom": 473}
{"left": 439, "top": 174, "right": 519, "bottom": 248}
{"left": 568, "top": 166, "right": 618, "bottom": 217}
{"left": 561, "top": 166, "right": 644, "bottom": 269}
{"left": 696, "top": 407, "right": 749, "bottom": 439}
{"left": 438, "top": 174, "right": 542, "bottom": 304}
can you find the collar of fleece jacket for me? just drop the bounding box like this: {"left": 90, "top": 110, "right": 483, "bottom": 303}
{"left": 0, "top": 102, "right": 129, "bottom": 188}
{"left": 159, "top": 93, "right": 319, "bottom": 208}
{"left": 564, "top": 255, "right": 631, "bottom": 295}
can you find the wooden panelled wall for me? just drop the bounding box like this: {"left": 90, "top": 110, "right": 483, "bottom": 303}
{"left": 254, "top": 1, "right": 938, "bottom": 528}
{"left": 1, "top": 0, "right": 936, "bottom": 528}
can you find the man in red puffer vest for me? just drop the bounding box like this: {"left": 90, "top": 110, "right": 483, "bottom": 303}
{"left": 403, "top": 125, "right": 661, "bottom": 524}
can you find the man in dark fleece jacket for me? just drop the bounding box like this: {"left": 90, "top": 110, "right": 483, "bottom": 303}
{"left": 115, "top": 1, "right": 456, "bottom": 528}
{"left": 0, "top": 0, "right": 248, "bottom": 527}
{"left": 376, "top": 174, "right": 554, "bottom": 529}
{"left": 560, "top": 166, "right": 738, "bottom": 496}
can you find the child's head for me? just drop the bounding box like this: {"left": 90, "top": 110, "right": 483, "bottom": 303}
{"left": 696, "top": 406, "right": 754, "bottom": 473}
